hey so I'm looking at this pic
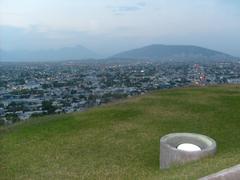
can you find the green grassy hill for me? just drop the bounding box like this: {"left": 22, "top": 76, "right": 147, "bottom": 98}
{"left": 1, "top": 85, "right": 240, "bottom": 179}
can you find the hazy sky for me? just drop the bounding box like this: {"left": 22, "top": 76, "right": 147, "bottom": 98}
{"left": 1, "top": 0, "right": 240, "bottom": 56}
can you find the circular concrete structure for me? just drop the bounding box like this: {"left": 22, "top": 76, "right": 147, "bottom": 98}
{"left": 160, "top": 133, "right": 216, "bottom": 169}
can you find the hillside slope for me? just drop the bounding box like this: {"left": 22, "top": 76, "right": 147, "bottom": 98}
{"left": 0, "top": 45, "right": 98, "bottom": 61}
{"left": 112, "top": 44, "right": 236, "bottom": 62}
{"left": 1, "top": 85, "right": 240, "bottom": 179}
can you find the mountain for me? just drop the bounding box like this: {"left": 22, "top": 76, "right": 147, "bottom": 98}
{"left": 112, "top": 44, "right": 237, "bottom": 62}
{"left": 0, "top": 45, "right": 98, "bottom": 61}
{"left": 1, "top": 44, "right": 238, "bottom": 62}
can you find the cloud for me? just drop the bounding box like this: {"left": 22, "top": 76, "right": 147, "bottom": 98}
{"left": 136, "top": 2, "right": 146, "bottom": 7}
{"left": 109, "top": 2, "right": 146, "bottom": 15}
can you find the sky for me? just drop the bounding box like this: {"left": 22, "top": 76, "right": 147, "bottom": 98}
{"left": 0, "top": 0, "right": 240, "bottom": 56}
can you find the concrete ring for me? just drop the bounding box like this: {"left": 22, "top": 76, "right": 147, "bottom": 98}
{"left": 160, "top": 133, "right": 217, "bottom": 169}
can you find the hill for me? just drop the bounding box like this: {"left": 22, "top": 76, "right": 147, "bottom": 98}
{"left": 0, "top": 45, "right": 98, "bottom": 61}
{"left": 1, "top": 85, "right": 240, "bottom": 179}
{"left": 112, "top": 44, "right": 237, "bottom": 62}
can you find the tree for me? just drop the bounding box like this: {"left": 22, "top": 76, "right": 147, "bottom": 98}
{"left": 5, "top": 114, "right": 20, "bottom": 123}
{"left": 42, "top": 100, "right": 56, "bottom": 114}
{"left": 0, "top": 118, "right": 5, "bottom": 126}
{"left": 7, "top": 102, "right": 24, "bottom": 112}
{"left": 0, "top": 103, "right": 4, "bottom": 108}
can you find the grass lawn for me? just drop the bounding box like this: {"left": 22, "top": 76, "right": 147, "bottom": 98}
{"left": 1, "top": 85, "right": 240, "bottom": 179}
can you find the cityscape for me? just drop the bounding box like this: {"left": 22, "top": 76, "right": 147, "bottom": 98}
{"left": 1, "top": 60, "right": 240, "bottom": 125}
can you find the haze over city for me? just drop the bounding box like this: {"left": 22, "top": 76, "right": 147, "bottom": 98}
{"left": 1, "top": 0, "right": 240, "bottom": 57}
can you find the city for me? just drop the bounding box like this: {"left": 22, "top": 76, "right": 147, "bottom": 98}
{"left": 1, "top": 61, "right": 240, "bottom": 125}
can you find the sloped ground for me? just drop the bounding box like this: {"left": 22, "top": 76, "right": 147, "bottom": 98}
{"left": 1, "top": 85, "right": 240, "bottom": 179}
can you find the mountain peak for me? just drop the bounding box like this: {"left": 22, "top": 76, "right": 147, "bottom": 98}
{"left": 0, "top": 45, "right": 98, "bottom": 61}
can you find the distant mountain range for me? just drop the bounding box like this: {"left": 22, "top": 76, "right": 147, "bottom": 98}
{"left": 0, "top": 45, "right": 98, "bottom": 61}
{"left": 0, "top": 44, "right": 238, "bottom": 62}
{"left": 111, "top": 44, "right": 237, "bottom": 62}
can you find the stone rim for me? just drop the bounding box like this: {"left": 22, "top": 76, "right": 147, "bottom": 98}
{"left": 160, "top": 133, "right": 217, "bottom": 153}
